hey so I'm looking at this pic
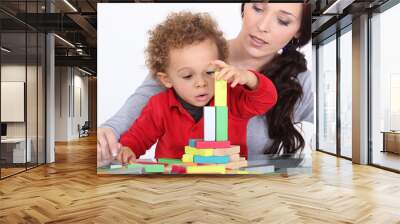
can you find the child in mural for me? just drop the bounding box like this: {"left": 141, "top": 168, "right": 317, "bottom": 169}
{"left": 115, "top": 11, "right": 277, "bottom": 164}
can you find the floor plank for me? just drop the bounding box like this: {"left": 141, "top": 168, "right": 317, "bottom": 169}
{"left": 0, "top": 135, "right": 399, "bottom": 223}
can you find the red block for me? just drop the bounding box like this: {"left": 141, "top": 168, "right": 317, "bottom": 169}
{"left": 195, "top": 140, "right": 231, "bottom": 149}
{"left": 171, "top": 165, "right": 186, "bottom": 174}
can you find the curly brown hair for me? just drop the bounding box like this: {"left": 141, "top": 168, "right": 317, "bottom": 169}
{"left": 145, "top": 11, "right": 228, "bottom": 77}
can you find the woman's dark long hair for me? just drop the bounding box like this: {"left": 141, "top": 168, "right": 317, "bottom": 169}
{"left": 241, "top": 3, "right": 311, "bottom": 155}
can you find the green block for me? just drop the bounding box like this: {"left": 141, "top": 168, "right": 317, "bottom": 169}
{"left": 144, "top": 164, "right": 165, "bottom": 173}
{"left": 216, "top": 106, "right": 228, "bottom": 141}
{"left": 127, "top": 163, "right": 165, "bottom": 173}
{"left": 158, "top": 158, "right": 183, "bottom": 164}
{"left": 127, "top": 164, "right": 145, "bottom": 169}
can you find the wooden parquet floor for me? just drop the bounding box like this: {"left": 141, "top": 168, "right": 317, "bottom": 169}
{"left": 1, "top": 135, "right": 400, "bottom": 224}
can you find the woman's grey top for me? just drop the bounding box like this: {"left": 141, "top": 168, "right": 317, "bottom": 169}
{"left": 101, "top": 70, "right": 314, "bottom": 161}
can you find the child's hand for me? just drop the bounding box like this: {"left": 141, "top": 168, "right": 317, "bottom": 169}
{"left": 116, "top": 146, "right": 137, "bottom": 164}
{"left": 211, "top": 60, "right": 259, "bottom": 90}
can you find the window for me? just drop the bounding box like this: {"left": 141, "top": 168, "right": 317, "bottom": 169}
{"left": 339, "top": 27, "right": 352, "bottom": 158}
{"left": 317, "top": 35, "right": 337, "bottom": 154}
{"left": 370, "top": 2, "right": 400, "bottom": 171}
{"left": 0, "top": 1, "right": 47, "bottom": 179}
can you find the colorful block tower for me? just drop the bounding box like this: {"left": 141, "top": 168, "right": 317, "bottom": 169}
{"left": 181, "top": 72, "right": 248, "bottom": 174}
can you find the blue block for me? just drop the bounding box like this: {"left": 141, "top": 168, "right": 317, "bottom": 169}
{"left": 189, "top": 139, "right": 200, "bottom": 147}
{"left": 193, "top": 155, "right": 230, "bottom": 164}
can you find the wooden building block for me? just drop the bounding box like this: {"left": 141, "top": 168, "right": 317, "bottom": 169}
{"left": 188, "top": 139, "right": 201, "bottom": 147}
{"left": 225, "top": 160, "right": 248, "bottom": 169}
{"left": 216, "top": 106, "right": 228, "bottom": 141}
{"left": 184, "top": 146, "right": 213, "bottom": 156}
{"left": 226, "top": 170, "right": 249, "bottom": 174}
{"left": 158, "top": 158, "right": 182, "bottom": 164}
{"left": 110, "top": 164, "right": 122, "bottom": 169}
{"left": 182, "top": 154, "right": 194, "bottom": 163}
{"left": 204, "top": 106, "right": 215, "bottom": 141}
{"left": 186, "top": 165, "right": 226, "bottom": 174}
{"left": 195, "top": 140, "right": 230, "bottom": 149}
{"left": 184, "top": 146, "right": 196, "bottom": 155}
{"left": 143, "top": 164, "right": 165, "bottom": 173}
{"left": 124, "top": 166, "right": 145, "bottom": 174}
{"left": 215, "top": 75, "right": 227, "bottom": 106}
{"left": 229, "top": 154, "right": 240, "bottom": 162}
{"left": 127, "top": 163, "right": 165, "bottom": 173}
{"left": 171, "top": 165, "right": 186, "bottom": 174}
{"left": 193, "top": 155, "right": 230, "bottom": 164}
{"left": 239, "top": 157, "right": 246, "bottom": 161}
{"left": 97, "top": 166, "right": 144, "bottom": 175}
{"left": 127, "top": 164, "right": 144, "bottom": 169}
{"left": 213, "top": 145, "right": 241, "bottom": 156}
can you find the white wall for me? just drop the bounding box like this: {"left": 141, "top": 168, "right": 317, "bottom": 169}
{"left": 55, "top": 67, "right": 68, "bottom": 141}
{"left": 55, "top": 67, "right": 89, "bottom": 141}
{"left": 72, "top": 73, "right": 89, "bottom": 138}
{"left": 1, "top": 82, "right": 24, "bottom": 123}
{"left": 1, "top": 65, "right": 34, "bottom": 137}
{"left": 98, "top": 3, "right": 242, "bottom": 125}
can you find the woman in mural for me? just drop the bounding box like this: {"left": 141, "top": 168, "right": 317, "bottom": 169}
{"left": 97, "top": 3, "right": 313, "bottom": 167}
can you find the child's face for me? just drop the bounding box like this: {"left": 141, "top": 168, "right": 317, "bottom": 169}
{"left": 157, "top": 39, "right": 218, "bottom": 107}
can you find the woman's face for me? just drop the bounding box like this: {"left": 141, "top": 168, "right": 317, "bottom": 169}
{"left": 238, "top": 3, "right": 303, "bottom": 58}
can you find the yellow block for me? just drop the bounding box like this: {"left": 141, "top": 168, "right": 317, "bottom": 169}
{"left": 182, "top": 154, "right": 193, "bottom": 163}
{"left": 186, "top": 165, "right": 226, "bottom": 174}
{"left": 184, "top": 146, "right": 213, "bottom": 156}
{"left": 215, "top": 73, "right": 227, "bottom": 106}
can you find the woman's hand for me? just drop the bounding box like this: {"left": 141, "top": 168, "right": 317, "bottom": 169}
{"left": 211, "top": 60, "right": 259, "bottom": 90}
{"left": 116, "top": 146, "right": 137, "bottom": 164}
{"left": 97, "top": 127, "right": 121, "bottom": 167}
